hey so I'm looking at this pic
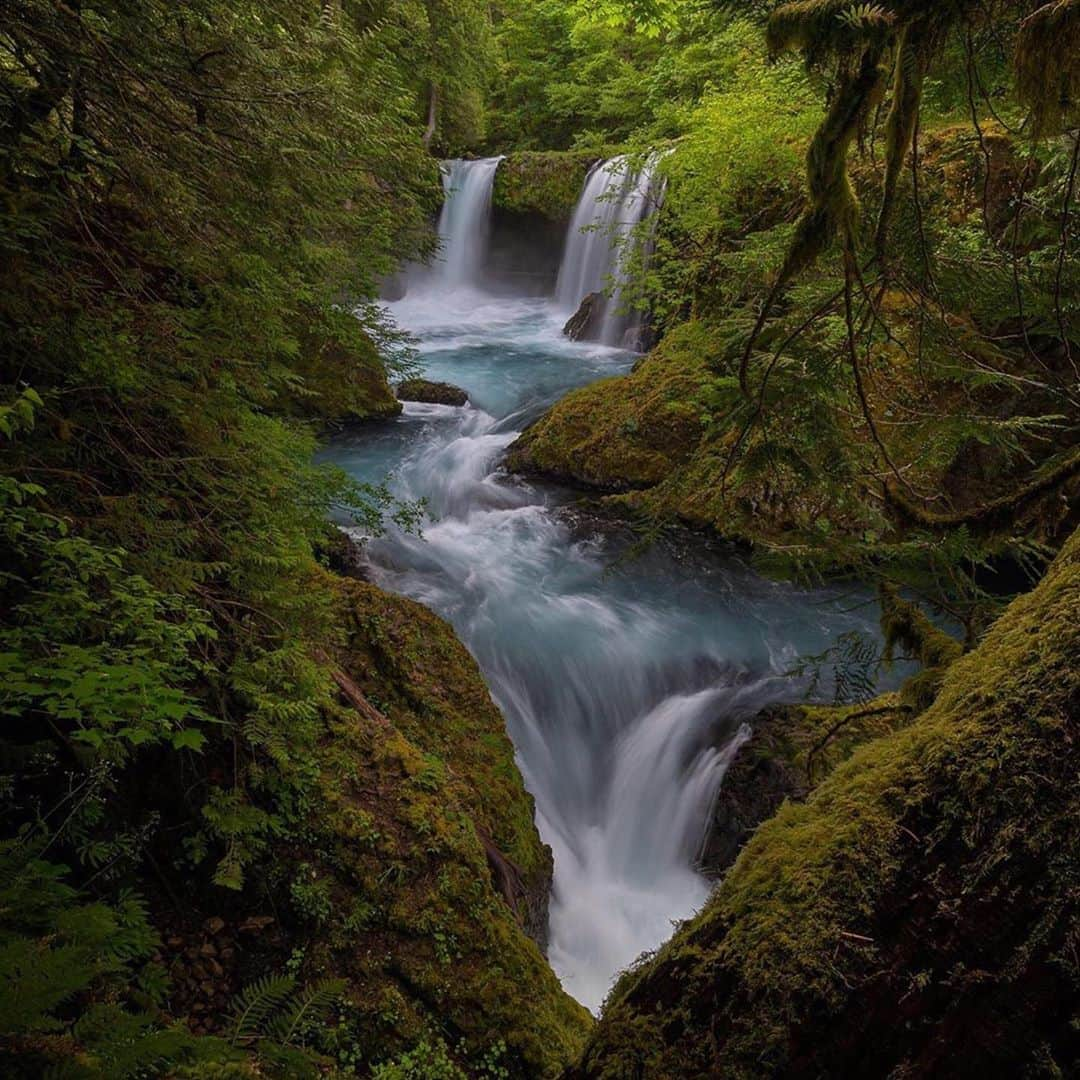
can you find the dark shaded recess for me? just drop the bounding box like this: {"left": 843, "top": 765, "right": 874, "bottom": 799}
{"left": 484, "top": 206, "right": 567, "bottom": 296}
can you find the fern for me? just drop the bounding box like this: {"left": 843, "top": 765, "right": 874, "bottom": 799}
{"left": 266, "top": 978, "right": 347, "bottom": 1047}
{"left": 230, "top": 974, "right": 297, "bottom": 1043}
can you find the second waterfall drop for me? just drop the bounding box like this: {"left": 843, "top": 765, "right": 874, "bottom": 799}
{"left": 556, "top": 155, "right": 663, "bottom": 349}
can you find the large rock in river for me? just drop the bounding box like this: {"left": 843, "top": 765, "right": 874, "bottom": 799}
{"left": 397, "top": 378, "right": 469, "bottom": 406}
{"left": 563, "top": 292, "right": 604, "bottom": 342}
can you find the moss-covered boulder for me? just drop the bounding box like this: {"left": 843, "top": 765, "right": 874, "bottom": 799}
{"left": 273, "top": 576, "right": 590, "bottom": 1077}
{"left": 569, "top": 528, "right": 1080, "bottom": 1077}
{"left": 507, "top": 320, "right": 715, "bottom": 491}
{"left": 700, "top": 695, "right": 912, "bottom": 877}
{"left": 397, "top": 378, "right": 469, "bottom": 406}
{"left": 492, "top": 151, "right": 597, "bottom": 221}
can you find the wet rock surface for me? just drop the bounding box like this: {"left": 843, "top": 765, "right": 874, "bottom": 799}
{"left": 562, "top": 291, "right": 604, "bottom": 341}
{"left": 698, "top": 705, "right": 807, "bottom": 878}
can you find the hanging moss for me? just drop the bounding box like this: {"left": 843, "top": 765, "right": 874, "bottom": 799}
{"left": 764, "top": 1, "right": 900, "bottom": 284}
{"left": 875, "top": 16, "right": 934, "bottom": 256}
{"left": 879, "top": 583, "right": 964, "bottom": 710}
{"left": 1016, "top": 0, "right": 1080, "bottom": 135}
{"left": 779, "top": 41, "right": 891, "bottom": 284}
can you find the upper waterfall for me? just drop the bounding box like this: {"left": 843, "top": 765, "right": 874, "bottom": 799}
{"left": 555, "top": 154, "right": 663, "bottom": 350}
{"left": 408, "top": 156, "right": 503, "bottom": 295}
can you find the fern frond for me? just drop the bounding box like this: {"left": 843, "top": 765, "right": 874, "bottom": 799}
{"left": 230, "top": 973, "right": 296, "bottom": 1043}
{"left": 266, "top": 977, "right": 346, "bottom": 1047}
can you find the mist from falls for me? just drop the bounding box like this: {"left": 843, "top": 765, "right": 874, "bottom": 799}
{"left": 325, "top": 158, "right": 888, "bottom": 1011}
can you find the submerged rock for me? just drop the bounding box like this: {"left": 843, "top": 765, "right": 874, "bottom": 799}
{"left": 562, "top": 291, "right": 604, "bottom": 342}
{"left": 396, "top": 377, "right": 469, "bottom": 406}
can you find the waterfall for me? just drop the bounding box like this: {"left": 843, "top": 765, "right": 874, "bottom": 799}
{"left": 408, "top": 156, "right": 503, "bottom": 295}
{"left": 555, "top": 154, "right": 663, "bottom": 349}
{"left": 329, "top": 292, "right": 898, "bottom": 1012}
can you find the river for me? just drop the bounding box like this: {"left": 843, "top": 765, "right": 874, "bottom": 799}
{"left": 321, "top": 159, "right": 887, "bottom": 1012}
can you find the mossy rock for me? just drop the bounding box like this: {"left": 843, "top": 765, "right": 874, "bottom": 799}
{"left": 277, "top": 576, "right": 590, "bottom": 1077}
{"left": 506, "top": 320, "right": 716, "bottom": 490}
{"left": 506, "top": 126, "right": 1079, "bottom": 553}
{"left": 505, "top": 316, "right": 875, "bottom": 541}
{"left": 569, "top": 528, "right": 1080, "bottom": 1077}
{"left": 701, "top": 694, "right": 913, "bottom": 877}
{"left": 397, "top": 378, "right": 469, "bottom": 406}
{"left": 492, "top": 151, "right": 598, "bottom": 222}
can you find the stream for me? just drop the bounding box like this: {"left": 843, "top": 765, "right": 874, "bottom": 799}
{"left": 323, "top": 159, "right": 888, "bottom": 1012}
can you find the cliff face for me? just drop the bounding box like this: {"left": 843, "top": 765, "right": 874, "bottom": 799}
{"left": 567, "top": 528, "right": 1080, "bottom": 1078}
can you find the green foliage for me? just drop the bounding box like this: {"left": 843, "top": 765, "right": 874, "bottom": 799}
{"left": 0, "top": 845, "right": 238, "bottom": 1078}
{"left": 371, "top": 1035, "right": 512, "bottom": 1079}
{"left": 486, "top": 3, "right": 763, "bottom": 149}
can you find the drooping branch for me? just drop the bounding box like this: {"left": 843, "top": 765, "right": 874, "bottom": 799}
{"left": 805, "top": 702, "right": 913, "bottom": 785}
{"left": 886, "top": 448, "right": 1080, "bottom": 533}
{"left": 738, "top": 32, "right": 891, "bottom": 397}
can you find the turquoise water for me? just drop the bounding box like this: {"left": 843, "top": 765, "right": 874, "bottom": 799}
{"left": 322, "top": 288, "right": 888, "bottom": 1011}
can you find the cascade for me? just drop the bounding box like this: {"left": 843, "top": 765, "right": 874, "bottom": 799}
{"left": 555, "top": 155, "right": 663, "bottom": 349}
{"left": 407, "top": 156, "right": 503, "bottom": 294}
{"left": 329, "top": 290, "right": 891, "bottom": 1011}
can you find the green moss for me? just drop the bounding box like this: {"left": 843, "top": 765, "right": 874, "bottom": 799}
{"left": 506, "top": 320, "right": 715, "bottom": 490}
{"left": 280, "top": 577, "right": 589, "bottom": 1078}
{"left": 880, "top": 584, "right": 964, "bottom": 710}
{"left": 571, "top": 529, "right": 1080, "bottom": 1077}
{"left": 492, "top": 151, "right": 599, "bottom": 221}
